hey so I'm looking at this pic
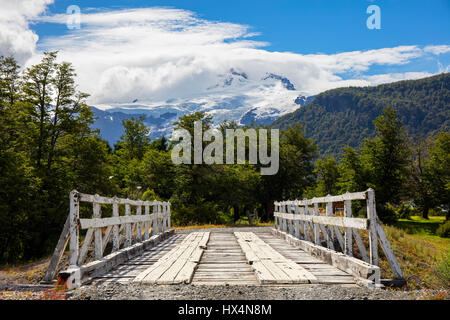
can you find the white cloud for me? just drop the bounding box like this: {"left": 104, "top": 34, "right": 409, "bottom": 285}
{"left": 2, "top": 5, "right": 448, "bottom": 106}
{"left": 424, "top": 45, "right": 450, "bottom": 55}
{"left": 0, "top": 0, "right": 53, "bottom": 64}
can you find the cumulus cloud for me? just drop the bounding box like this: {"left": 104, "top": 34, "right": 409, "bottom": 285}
{"left": 0, "top": 0, "right": 53, "bottom": 64}
{"left": 2, "top": 5, "right": 448, "bottom": 105}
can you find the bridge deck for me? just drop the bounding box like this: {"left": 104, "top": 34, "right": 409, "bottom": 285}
{"left": 90, "top": 229, "right": 358, "bottom": 286}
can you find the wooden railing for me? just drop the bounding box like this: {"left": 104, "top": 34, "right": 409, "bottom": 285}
{"left": 43, "top": 190, "right": 171, "bottom": 286}
{"left": 273, "top": 188, "right": 404, "bottom": 283}
{"left": 69, "top": 190, "right": 171, "bottom": 266}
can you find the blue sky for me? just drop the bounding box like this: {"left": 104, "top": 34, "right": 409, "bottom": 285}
{"left": 2, "top": 0, "right": 448, "bottom": 104}
{"left": 33, "top": 0, "right": 450, "bottom": 54}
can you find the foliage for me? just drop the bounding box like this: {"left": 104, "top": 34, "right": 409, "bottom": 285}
{"left": 0, "top": 53, "right": 113, "bottom": 263}
{"left": 271, "top": 73, "right": 450, "bottom": 157}
{"left": 436, "top": 220, "right": 450, "bottom": 238}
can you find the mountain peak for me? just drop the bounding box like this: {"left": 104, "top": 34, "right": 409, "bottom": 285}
{"left": 263, "top": 73, "right": 296, "bottom": 90}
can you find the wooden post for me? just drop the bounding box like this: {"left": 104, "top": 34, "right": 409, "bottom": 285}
{"left": 112, "top": 198, "right": 120, "bottom": 252}
{"left": 93, "top": 199, "right": 103, "bottom": 260}
{"left": 344, "top": 199, "right": 353, "bottom": 257}
{"left": 136, "top": 204, "right": 142, "bottom": 241}
{"left": 313, "top": 202, "right": 320, "bottom": 245}
{"left": 167, "top": 202, "right": 171, "bottom": 230}
{"left": 125, "top": 204, "right": 131, "bottom": 247}
{"left": 162, "top": 202, "right": 167, "bottom": 232}
{"left": 326, "top": 200, "right": 335, "bottom": 250}
{"left": 144, "top": 204, "right": 150, "bottom": 240}
{"left": 294, "top": 201, "right": 300, "bottom": 239}
{"left": 42, "top": 215, "right": 70, "bottom": 282}
{"left": 303, "top": 205, "right": 311, "bottom": 241}
{"left": 367, "top": 188, "right": 378, "bottom": 265}
{"left": 69, "top": 190, "right": 80, "bottom": 266}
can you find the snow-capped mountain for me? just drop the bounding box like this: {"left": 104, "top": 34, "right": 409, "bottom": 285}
{"left": 91, "top": 69, "right": 315, "bottom": 145}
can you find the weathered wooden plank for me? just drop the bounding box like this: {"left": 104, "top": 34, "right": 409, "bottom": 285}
{"left": 78, "top": 228, "right": 94, "bottom": 265}
{"left": 273, "top": 212, "right": 368, "bottom": 230}
{"left": 344, "top": 199, "right": 352, "bottom": 257}
{"left": 234, "top": 232, "right": 317, "bottom": 284}
{"left": 42, "top": 215, "right": 71, "bottom": 282}
{"left": 375, "top": 220, "right": 404, "bottom": 280}
{"left": 69, "top": 190, "right": 80, "bottom": 266}
{"left": 134, "top": 232, "right": 209, "bottom": 284}
{"left": 79, "top": 215, "right": 155, "bottom": 230}
{"left": 275, "top": 191, "right": 366, "bottom": 206}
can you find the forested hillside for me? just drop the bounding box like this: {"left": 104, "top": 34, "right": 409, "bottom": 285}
{"left": 271, "top": 73, "right": 450, "bottom": 156}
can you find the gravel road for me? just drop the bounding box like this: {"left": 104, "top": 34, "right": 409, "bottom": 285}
{"left": 68, "top": 282, "right": 424, "bottom": 300}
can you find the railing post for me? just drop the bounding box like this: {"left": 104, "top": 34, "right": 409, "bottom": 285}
{"left": 125, "top": 203, "right": 131, "bottom": 247}
{"left": 367, "top": 188, "right": 378, "bottom": 265}
{"left": 313, "top": 202, "right": 320, "bottom": 245}
{"left": 69, "top": 190, "right": 80, "bottom": 266}
{"left": 112, "top": 197, "right": 120, "bottom": 251}
{"left": 344, "top": 198, "right": 353, "bottom": 257}
{"left": 325, "top": 200, "right": 335, "bottom": 250}
{"left": 144, "top": 203, "right": 150, "bottom": 240}
{"left": 93, "top": 196, "right": 103, "bottom": 260}
{"left": 294, "top": 200, "right": 300, "bottom": 239}
{"left": 136, "top": 204, "right": 142, "bottom": 241}
{"left": 303, "top": 204, "right": 311, "bottom": 241}
{"left": 167, "top": 202, "right": 171, "bottom": 230}
{"left": 162, "top": 202, "right": 167, "bottom": 232}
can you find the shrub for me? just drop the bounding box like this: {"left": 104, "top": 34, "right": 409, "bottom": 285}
{"left": 436, "top": 220, "right": 450, "bottom": 238}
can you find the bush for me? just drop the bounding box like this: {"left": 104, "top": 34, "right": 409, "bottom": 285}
{"left": 436, "top": 220, "right": 450, "bottom": 238}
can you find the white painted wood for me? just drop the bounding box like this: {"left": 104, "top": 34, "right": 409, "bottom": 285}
{"left": 273, "top": 212, "right": 368, "bottom": 230}
{"left": 78, "top": 228, "right": 94, "bottom": 265}
{"left": 344, "top": 199, "right": 353, "bottom": 257}
{"left": 366, "top": 188, "right": 378, "bottom": 265}
{"left": 144, "top": 205, "right": 150, "bottom": 240}
{"left": 352, "top": 229, "right": 369, "bottom": 263}
{"left": 326, "top": 201, "right": 335, "bottom": 250}
{"left": 234, "top": 232, "right": 317, "bottom": 284}
{"left": 112, "top": 200, "right": 120, "bottom": 252}
{"left": 69, "top": 190, "right": 80, "bottom": 266}
{"left": 275, "top": 192, "right": 366, "bottom": 207}
{"left": 375, "top": 219, "right": 404, "bottom": 279}
{"left": 313, "top": 203, "right": 320, "bottom": 245}
{"left": 42, "top": 215, "right": 71, "bottom": 282}
{"left": 79, "top": 215, "right": 155, "bottom": 229}
{"left": 93, "top": 201, "right": 103, "bottom": 260}
{"left": 136, "top": 205, "right": 142, "bottom": 242}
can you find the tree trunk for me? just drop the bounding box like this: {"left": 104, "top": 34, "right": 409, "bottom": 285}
{"left": 233, "top": 205, "right": 240, "bottom": 222}
{"left": 422, "top": 206, "right": 429, "bottom": 220}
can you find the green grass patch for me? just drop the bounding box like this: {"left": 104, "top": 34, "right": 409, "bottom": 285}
{"left": 380, "top": 216, "right": 450, "bottom": 290}
{"left": 395, "top": 216, "right": 446, "bottom": 236}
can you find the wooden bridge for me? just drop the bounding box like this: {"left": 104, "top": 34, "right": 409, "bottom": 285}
{"left": 43, "top": 189, "right": 405, "bottom": 289}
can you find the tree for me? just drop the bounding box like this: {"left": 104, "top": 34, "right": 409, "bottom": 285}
{"left": 426, "top": 132, "right": 450, "bottom": 219}
{"left": 312, "top": 157, "right": 340, "bottom": 197}
{"left": 118, "top": 116, "right": 150, "bottom": 160}
{"left": 337, "top": 146, "right": 368, "bottom": 193}
{"left": 361, "top": 106, "right": 410, "bottom": 223}
{"left": 408, "top": 137, "right": 434, "bottom": 219}
{"left": 261, "top": 124, "right": 317, "bottom": 220}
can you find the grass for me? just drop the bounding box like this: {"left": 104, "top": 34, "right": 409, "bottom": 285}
{"left": 379, "top": 216, "right": 450, "bottom": 291}
{"left": 395, "top": 216, "right": 446, "bottom": 236}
